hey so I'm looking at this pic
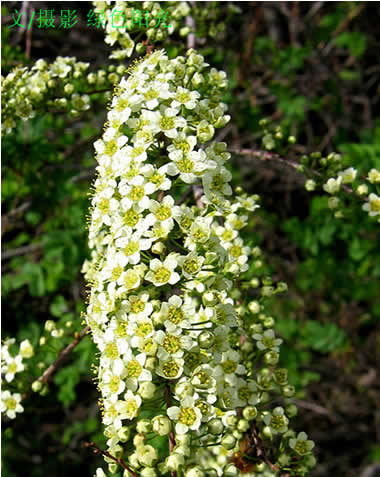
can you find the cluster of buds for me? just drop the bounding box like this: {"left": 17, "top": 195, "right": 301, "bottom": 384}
{"left": 84, "top": 49, "right": 315, "bottom": 476}
{"left": 1, "top": 57, "right": 128, "bottom": 135}
{"left": 93, "top": 1, "right": 192, "bottom": 60}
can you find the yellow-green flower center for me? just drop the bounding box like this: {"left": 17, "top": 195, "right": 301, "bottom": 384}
{"left": 162, "top": 360, "right": 180, "bottom": 378}
{"left": 370, "top": 198, "right": 380, "bottom": 212}
{"left": 124, "top": 241, "right": 139, "bottom": 256}
{"left": 211, "top": 174, "right": 224, "bottom": 190}
{"left": 183, "top": 259, "right": 199, "bottom": 275}
{"left": 178, "top": 407, "right": 196, "bottom": 426}
{"left": 136, "top": 321, "right": 153, "bottom": 338}
{"left": 6, "top": 398, "right": 17, "bottom": 410}
{"left": 155, "top": 205, "right": 172, "bottom": 221}
{"left": 129, "top": 185, "right": 145, "bottom": 202}
{"left": 116, "top": 98, "right": 129, "bottom": 111}
{"left": 153, "top": 266, "right": 171, "bottom": 283}
{"left": 230, "top": 245, "right": 242, "bottom": 258}
{"left": 104, "top": 342, "right": 119, "bottom": 359}
{"left": 176, "top": 141, "right": 190, "bottom": 153}
{"left": 126, "top": 359, "right": 142, "bottom": 378}
{"left": 105, "top": 140, "right": 118, "bottom": 156}
{"left": 163, "top": 335, "right": 181, "bottom": 354}
{"left": 177, "top": 158, "right": 194, "bottom": 173}
{"left": 8, "top": 363, "right": 18, "bottom": 374}
{"left": 150, "top": 172, "right": 164, "bottom": 185}
{"left": 222, "top": 230, "right": 234, "bottom": 241}
{"left": 130, "top": 299, "right": 145, "bottom": 314}
{"left": 238, "top": 386, "right": 251, "bottom": 401}
{"left": 222, "top": 359, "right": 237, "bottom": 374}
{"left": 270, "top": 415, "right": 286, "bottom": 430}
{"left": 98, "top": 198, "right": 110, "bottom": 213}
{"left": 124, "top": 209, "right": 139, "bottom": 227}
{"left": 109, "top": 376, "right": 121, "bottom": 393}
{"left": 145, "top": 89, "right": 159, "bottom": 101}
{"left": 111, "top": 265, "right": 123, "bottom": 281}
{"left": 295, "top": 441, "right": 309, "bottom": 454}
{"left": 177, "top": 91, "right": 190, "bottom": 103}
{"left": 123, "top": 270, "right": 139, "bottom": 289}
{"left": 167, "top": 306, "right": 184, "bottom": 324}
{"left": 159, "top": 116, "right": 175, "bottom": 131}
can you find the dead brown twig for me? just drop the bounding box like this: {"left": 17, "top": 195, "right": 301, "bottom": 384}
{"left": 84, "top": 441, "right": 139, "bottom": 477}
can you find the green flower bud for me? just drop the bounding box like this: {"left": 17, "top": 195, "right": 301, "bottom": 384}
{"left": 242, "top": 406, "right": 257, "bottom": 420}
{"left": 208, "top": 418, "right": 224, "bottom": 435}
{"left": 221, "top": 434, "right": 236, "bottom": 450}
{"left": 32, "top": 380, "right": 43, "bottom": 392}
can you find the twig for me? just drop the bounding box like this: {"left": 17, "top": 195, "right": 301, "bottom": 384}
{"left": 229, "top": 147, "right": 357, "bottom": 196}
{"left": 2, "top": 242, "right": 43, "bottom": 260}
{"left": 294, "top": 398, "right": 337, "bottom": 422}
{"left": 21, "top": 325, "right": 90, "bottom": 401}
{"left": 193, "top": 185, "right": 204, "bottom": 208}
{"left": 164, "top": 384, "right": 177, "bottom": 477}
{"left": 37, "top": 326, "right": 90, "bottom": 386}
{"left": 84, "top": 441, "right": 139, "bottom": 477}
{"left": 186, "top": 3, "right": 196, "bottom": 50}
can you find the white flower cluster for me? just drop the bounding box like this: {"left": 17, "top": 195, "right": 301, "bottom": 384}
{"left": 93, "top": 1, "right": 191, "bottom": 60}
{"left": 319, "top": 163, "right": 380, "bottom": 221}
{"left": 1, "top": 338, "right": 34, "bottom": 419}
{"left": 84, "top": 50, "right": 313, "bottom": 476}
{"left": 2, "top": 57, "right": 125, "bottom": 135}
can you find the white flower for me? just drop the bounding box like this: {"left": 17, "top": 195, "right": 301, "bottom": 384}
{"left": 263, "top": 407, "right": 289, "bottom": 434}
{"left": 171, "top": 86, "right": 200, "bottom": 110}
{"left": 160, "top": 295, "right": 193, "bottom": 331}
{"left": 323, "top": 176, "right": 342, "bottom": 194}
{"left": 140, "top": 81, "right": 172, "bottom": 110}
{"left": 1, "top": 391, "right": 23, "bottom": 419}
{"left": 115, "top": 390, "right": 142, "bottom": 420}
{"left": 167, "top": 150, "right": 209, "bottom": 184}
{"left": 167, "top": 396, "right": 202, "bottom": 434}
{"left": 125, "top": 353, "right": 152, "bottom": 389}
{"left": 289, "top": 432, "right": 315, "bottom": 455}
{"left": 202, "top": 167, "right": 232, "bottom": 198}
{"left": 123, "top": 292, "right": 153, "bottom": 320}
{"left": 119, "top": 175, "right": 156, "bottom": 210}
{"left": 152, "top": 415, "right": 172, "bottom": 436}
{"left": 159, "top": 107, "right": 187, "bottom": 137}
{"left": 144, "top": 165, "right": 172, "bottom": 192}
{"left": 156, "top": 357, "right": 184, "bottom": 380}
{"left": 167, "top": 133, "right": 197, "bottom": 161}
{"left": 215, "top": 349, "right": 246, "bottom": 378}
{"left": 252, "top": 329, "right": 282, "bottom": 351}
{"left": 155, "top": 328, "right": 193, "bottom": 360}
{"left": 101, "top": 370, "right": 126, "bottom": 397}
{"left": 362, "top": 193, "right": 380, "bottom": 217}
{"left": 117, "top": 264, "right": 147, "bottom": 293}
{"left": 338, "top": 167, "right": 357, "bottom": 184}
{"left": 2, "top": 355, "right": 24, "bottom": 382}
{"left": 146, "top": 196, "right": 181, "bottom": 228}
{"left": 145, "top": 255, "right": 180, "bottom": 286}
{"left": 178, "top": 252, "right": 205, "bottom": 279}
{"left": 19, "top": 339, "right": 34, "bottom": 359}
{"left": 114, "top": 232, "right": 152, "bottom": 265}
{"left": 367, "top": 168, "right": 380, "bottom": 184}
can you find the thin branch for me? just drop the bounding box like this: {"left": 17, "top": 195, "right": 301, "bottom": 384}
{"left": 2, "top": 242, "right": 43, "bottom": 260}
{"left": 186, "top": 3, "right": 196, "bottom": 50}
{"left": 37, "top": 326, "right": 90, "bottom": 386}
{"left": 84, "top": 441, "right": 139, "bottom": 477}
{"left": 229, "top": 147, "right": 357, "bottom": 196}
{"left": 164, "top": 384, "right": 177, "bottom": 477}
{"left": 22, "top": 325, "right": 90, "bottom": 401}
